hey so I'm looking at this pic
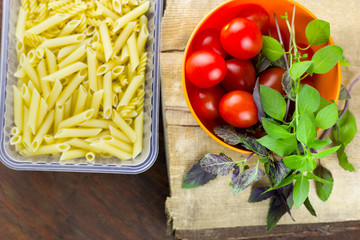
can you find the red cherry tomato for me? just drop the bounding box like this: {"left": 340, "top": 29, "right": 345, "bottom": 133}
{"left": 189, "top": 86, "right": 225, "bottom": 119}
{"left": 219, "top": 90, "right": 258, "bottom": 128}
{"left": 301, "top": 78, "right": 316, "bottom": 88}
{"left": 238, "top": 5, "right": 270, "bottom": 34}
{"left": 297, "top": 43, "right": 314, "bottom": 60}
{"left": 220, "top": 17, "right": 263, "bottom": 59}
{"left": 221, "top": 58, "right": 256, "bottom": 92}
{"left": 185, "top": 50, "right": 227, "bottom": 88}
{"left": 192, "top": 28, "right": 227, "bottom": 58}
{"left": 259, "top": 68, "right": 286, "bottom": 95}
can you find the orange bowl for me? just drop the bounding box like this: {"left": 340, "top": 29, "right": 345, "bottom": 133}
{"left": 182, "top": 0, "right": 341, "bottom": 154}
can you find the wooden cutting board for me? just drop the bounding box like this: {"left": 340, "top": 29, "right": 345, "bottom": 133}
{"left": 161, "top": 0, "right": 360, "bottom": 238}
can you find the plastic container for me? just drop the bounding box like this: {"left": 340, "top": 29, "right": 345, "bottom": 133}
{"left": 0, "top": 0, "right": 162, "bottom": 174}
{"left": 182, "top": 0, "right": 341, "bottom": 154}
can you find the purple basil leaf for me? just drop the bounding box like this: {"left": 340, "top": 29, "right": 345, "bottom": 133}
{"left": 248, "top": 186, "right": 275, "bottom": 203}
{"left": 304, "top": 197, "right": 317, "bottom": 217}
{"left": 267, "top": 196, "right": 287, "bottom": 232}
{"left": 182, "top": 160, "right": 217, "bottom": 189}
{"left": 256, "top": 54, "right": 272, "bottom": 74}
{"left": 339, "top": 84, "right": 351, "bottom": 100}
{"left": 268, "top": 159, "right": 291, "bottom": 186}
{"left": 253, "top": 78, "right": 266, "bottom": 123}
{"left": 241, "top": 136, "right": 268, "bottom": 156}
{"left": 200, "top": 153, "right": 235, "bottom": 176}
{"left": 214, "top": 125, "right": 241, "bottom": 145}
{"left": 282, "top": 70, "right": 296, "bottom": 101}
{"left": 231, "top": 165, "right": 265, "bottom": 195}
{"left": 272, "top": 56, "right": 287, "bottom": 69}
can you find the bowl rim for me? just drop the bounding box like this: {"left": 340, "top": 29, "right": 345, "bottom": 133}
{"left": 182, "top": 0, "right": 342, "bottom": 155}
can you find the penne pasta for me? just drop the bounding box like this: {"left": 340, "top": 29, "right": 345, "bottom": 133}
{"left": 37, "top": 59, "right": 51, "bottom": 99}
{"left": 58, "top": 44, "right": 86, "bottom": 69}
{"left": 113, "top": 21, "right": 136, "bottom": 56}
{"left": 113, "top": 1, "right": 150, "bottom": 32}
{"left": 54, "top": 105, "right": 64, "bottom": 133}
{"left": 44, "top": 48, "right": 58, "bottom": 74}
{"left": 109, "top": 125, "right": 131, "bottom": 143}
{"left": 60, "top": 149, "right": 87, "bottom": 161}
{"left": 15, "top": 7, "right": 27, "bottom": 42}
{"left": 86, "top": 152, "right": 96, "bottom": 162}
{"left": 90, "top": 140, "right": 132, "bottom": 160}
{"left": 133, "top": 111, "right": 143, "bottom": 158}
{"left": 103, "top": 72, "right": 112, "bottom": 119}
{"left": 57, "top": 69, "right": 87, "bottom": 106}
{"left": 98, "top": 3, "right": 121, "bottom": 20}
{"left": 54, "top": 128, "right": 102, "bottom": 138}
{"left": 13, "top": 86, "right": 24, "bottom": 131}
{"left": 36, "top": 98, "right": 49, "bottom": 129}
{"left": 112, "top": 0, "right": 122, "bottom": 13}
{"left": 27, "top": 13, "right": 70, "bottom": 34}
{"left": 86, "top": 47, "right": 98, "bottom": 92}
{"left": 73, "top": 85, "right": 88, "bottom": 115}
{"left": 20, "top": 54, "right": 41, "bottom": 91}
{"left": 118, "top": 75, "right": 143, "bottom": 106}
{"left": 32, "top": 110, "right": 55, "bottom": 151}
{"left": 99, "top": 21, "right": 113, "bottom": 62}
{"left": 41, "top": 34, "right": 86, "bottom": 48}
{"left": 46, "top": 80, "right": 63, "bottom": 109}
{"left": 42, "top": 62, "right": 87, "bottom": 81}
{"left": 58, "top": 109, "right": 94, "bottom": 129}
{"left": 27, "top": 88, "right": 41, "bottom": 134}
{"left": 58, "top": 19, "right": 81, "bottom": 37}
{"left": 66, "top": 138, "right": 101, "bottom": 153}
{"left": 101, "top": 135, "right": 132, "bottom": 153}
{"left": 137, "top": 24, "right": 149, "bottom": 55}
{"left": 112, "top": 110, "right": 136, "bottom": 143}
{"left": 78, "top": 119, "right": 117, "bottom": 129}
{"left": 127, "top": 33, "right": 139, "bottom": 72}
{"left": 90, "top": 89, "right": 104, "bottom": 117}
{"left": 21, "top": 143, "right": 70, "bottom": 156}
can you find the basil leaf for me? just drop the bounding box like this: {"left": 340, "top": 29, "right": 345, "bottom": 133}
{"left": 339, "top": 85, "right": 351, "bottom": 100}
{"left": 316, "top": 96, "right": 331, "bottom": 114}
{"left": 339, "top": 55, "right": 351, "bottom": 66}
{"left": 182, "top": 160, "right": 217, "bottom": 188}
{"left": 298, "top": 85, "right": 320, "bottom": 114}
{"left": 214, "top": 125, "right": 241, "bottom": 145}
{"left": 297, "top": 113, "right": 317, "bottom": 144}
{"left": 304, "top": 197, "right": 317, "bottom": 217}
{"left": 272, "top": 56, "right": 287, "bottom": 69}
{"left": 267, "top": 159, "right": 291, "bottom": 186}
{"left": 308, "top": 137, "right": 332, "bottom": 149}
{"left": 260, "top": 85, "right": 287, "bottom": 121}
{"left": 312, "top": 45, "right": 343, "bottom": 74}
{"left": 262, "top": 36, "right": 285, "bottom": 61}
{"left": 231, "top": 163, "right": 265, "bottom": 195}
{"left": 253, "top": 78, "right": 267, "bottom": 123}
{"left": 257, "top": 135, "right": 298, "bottom": 157}
{"left": 305, "top": 19, "right": 330, "bottom": 46}
{"left": 333, "top": 110, "right": 357, "bottom": 147}
{"left": 283, "top": 155, "right": 306, "bottom": 170}
{"left": 200, "top": 153, "right": 235, "bottom": 176}
{"left": 313, "top": 165, "right": 334, "bottom": 201}
{"left": 262, "top": 118, "right": 292, "bottom": 139}
{"left": 337, "top": 145, "right": 355, "bottom": 172}
{"left": 307, "top": 171, "right": 333, "bottom": 184}
{"left": 315, "top": 103, "right": 338, "bottom": 129}
{"left": 256, "top": 54, "right": 271, "bottom": 74}
{"left": 314, "top": 145, "right": 340, "bottom": 159}
{"left": 248, "top": 186, "right": 274, "bottom": 203}
{"left": 289, "top": 61, "right": 314, "bottom": 80}
{"left": 293, "top": 174, "right": 310, "bottom": 209}
{"left": 282, "top": 70, "right": 295, "bottom": 100}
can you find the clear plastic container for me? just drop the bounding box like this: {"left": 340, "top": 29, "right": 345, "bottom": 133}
{"left": 0, "top": 0, "right": 162, "bottom": 174}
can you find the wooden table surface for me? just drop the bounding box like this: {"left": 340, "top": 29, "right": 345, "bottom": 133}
{"left": 0, "top": 0, "right": 359, "bottom": 239}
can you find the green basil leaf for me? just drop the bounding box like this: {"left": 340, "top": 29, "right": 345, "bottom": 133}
{"left": 289, "top": 61, "right": 314, "bottom": 80}
{"left": 316, "top": 96, "right": 331, "bottom": 114}
{"left": 305, "top": 19, "right": 330, "bottom": 46}
{"left": 314, "top": 145, "right": 340, "bottom": 159}
{"left": 298, "top": 85, "right": 320, "bottom": 114}
{"left": 313, "top": 165, "right": 334, "bottom": 201}
{"left": 333, "top": 110, "right": 357, "bottom": 147}
{"left": 312, "top": 45, "right": 343, "bottom": 74}
{"left": 315, "top": 103, "right": 338, "bottom": 129}
{"left": 298, "top": 157, "right": 317, "bottom": 172}
{"left": 307, "top": 136, "right": 332, "bottom": 149}
{"left": 257, "top": 135, "right": 298, "bottom": 157}
{"left": 304, "top": 197, "right": 317, "bottom": 217}
{"left": 297, "top": 113, "right": 317, "bottom": 144}
{"left": 283, "top": 155, "right": 306, "bottom": 170}
{"left": 307, "top": 171, "right": 333, "bottom": 184}
{"left": 339, "top": 56, "right": 351, "bottom": 66}
{"left": 260, "top": 85, "right": 287, "bottom": 121}
{"left": 262, "top": 36, "right": 285, "bottom": 61}
{"left": 262, "top": 118, "right": 292, "bottom": 139}
{"left": 293, "top": 174, "right": 310, "bottom": 209}
{"left": 337, "top": 145, "right": 355, "bottom": 172}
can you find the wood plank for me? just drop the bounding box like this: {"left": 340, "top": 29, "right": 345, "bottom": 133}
{"left": 161, "top": 0, "right": 360, "bottom": 237}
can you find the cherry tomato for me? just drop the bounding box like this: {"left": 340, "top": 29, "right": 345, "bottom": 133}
{"left": 189, "top": 86, "right": 225, "bottom": 119}
{"left": 192, "top": 28, "right": 227, "bottom": 58}
{"left": 219, "top": 90, "right": 258, "bottom": 128}
{"left": 220, "top": 17, "right": 263, "bottom": 59}
{"left": 301, "top": 78, "right": 316, "bottom": 88}
{"left": 238, "top": 5, "right": 270, "bottom": 34}
{"left": 221, "top": 58, "right": 256, "bottom": 92}
{"left": 259, "top": 68, "right": 286, "bottom": 95}
{"left": 297, "top": 43, "right": 314, "bottom": 60}
{"left": 185, "top": 50, "right": 227, "bottom": 88}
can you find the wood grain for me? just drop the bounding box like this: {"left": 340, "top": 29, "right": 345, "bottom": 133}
{"left": 162, "top": 0, "right": 360, "bottom": 238}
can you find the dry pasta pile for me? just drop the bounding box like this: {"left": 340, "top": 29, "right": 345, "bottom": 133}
{"left": 11, "top": 0, "right": 150, "bottom": 163}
